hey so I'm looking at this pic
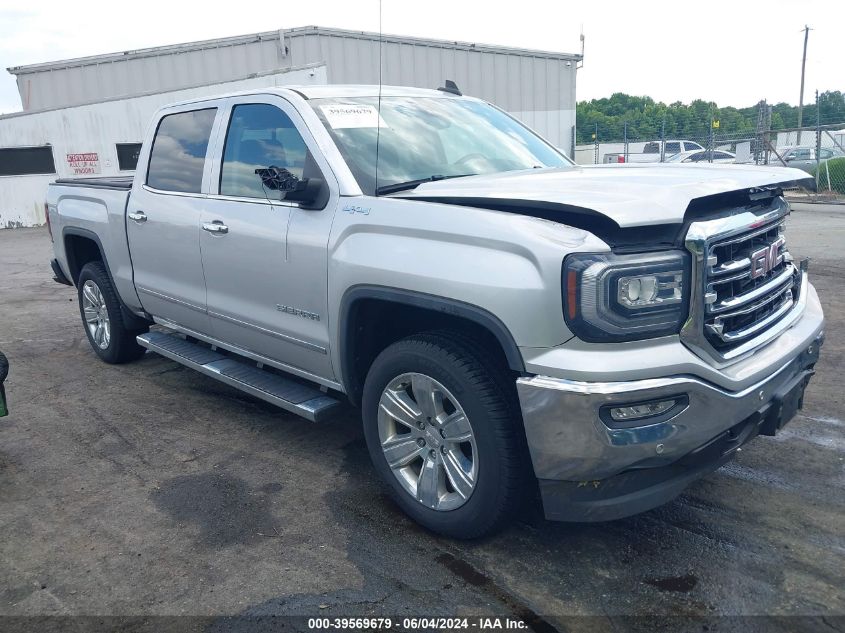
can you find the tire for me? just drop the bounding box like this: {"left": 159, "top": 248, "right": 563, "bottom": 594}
{"left": 362, "top": 331, "right": 528, "bottom": 539}
{"left": 77, "top": 261, "right": 148, "bottom": 364}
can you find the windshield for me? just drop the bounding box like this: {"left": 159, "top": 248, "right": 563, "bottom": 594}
{"left": 310, "top": 96, "right": 571, "bottom": 195}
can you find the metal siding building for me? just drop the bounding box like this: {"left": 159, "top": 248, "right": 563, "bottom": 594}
{"left": 3, "top": 26, "right": 580, "bottom": 227}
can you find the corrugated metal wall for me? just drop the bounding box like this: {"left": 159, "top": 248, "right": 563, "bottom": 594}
{"left": 9, "top": 27, "right": 577, "bottom": 147}
{"left": 12, "top": 32, "right": 290, "bottom": 111}
{"left": 286, "top": 30, "right": 576, "bottom": 113}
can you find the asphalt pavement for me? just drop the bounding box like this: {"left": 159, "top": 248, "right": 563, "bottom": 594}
{"left": 0, "top": 206, "right": 842, "bottom": 632}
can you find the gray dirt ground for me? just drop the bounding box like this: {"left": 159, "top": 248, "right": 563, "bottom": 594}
{"left": 0, "top": 207, "right": 842, "bottom": 630}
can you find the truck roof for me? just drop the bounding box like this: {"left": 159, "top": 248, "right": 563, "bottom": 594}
{"left": 287, "top": 85, "right": 462, "bottom": 99}
{"left": 162, "top": 84, "right": 466, "bottom": 110}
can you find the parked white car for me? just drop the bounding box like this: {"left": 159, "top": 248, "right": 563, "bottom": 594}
{"left": 605, "top": 140, "right": 706, "bottom": 163}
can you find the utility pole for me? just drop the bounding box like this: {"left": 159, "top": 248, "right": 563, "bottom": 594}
{"left": 797, "top": 25, "right": 810, "bottom": 144}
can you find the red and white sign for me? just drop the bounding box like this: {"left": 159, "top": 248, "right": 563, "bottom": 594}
{"left": 66, "top": 153, "right": 100, "bottom": 175}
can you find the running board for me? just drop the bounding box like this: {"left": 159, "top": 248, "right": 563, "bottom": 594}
{"left": 137, "top": 331, "right": 341, "bottom": 422}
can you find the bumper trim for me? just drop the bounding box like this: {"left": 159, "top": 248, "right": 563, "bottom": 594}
{"left": 516, "top": 334, "right": 823, "bottom": 484}
{"left": 538, "top": 407, "right": 763, "bottom": 522}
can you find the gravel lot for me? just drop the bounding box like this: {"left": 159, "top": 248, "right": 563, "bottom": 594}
{"left": 0, "top": 208, "right": 842, "bottom": 631}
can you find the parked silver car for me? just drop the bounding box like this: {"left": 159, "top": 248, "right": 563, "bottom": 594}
{"left": 774, "top": 146, "right": 843, "bottom": 173}
{"left": 665, "top": 149, "right": 736, "bottom": 164}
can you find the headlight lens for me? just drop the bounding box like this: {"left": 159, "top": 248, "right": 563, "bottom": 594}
{"left": 563, "top": 251, "right": 690, "bottom": 342}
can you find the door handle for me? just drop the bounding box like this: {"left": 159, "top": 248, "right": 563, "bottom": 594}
{"left": 202, "top": 221, "right": 229, "bottom": 234}
{"left": 128, "top": 211, "right": 147, "bottom": 223}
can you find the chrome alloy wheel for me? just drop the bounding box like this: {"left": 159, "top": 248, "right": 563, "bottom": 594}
{"left": 377, "top": 372, "right": 478, "bottom": 511}
{"left": 82, "top": 280, "right": 111, "bottom": 350}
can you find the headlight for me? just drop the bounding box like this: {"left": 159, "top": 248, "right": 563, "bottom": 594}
{"left": 563, "top": 251, "right": 690, "bottom": 342}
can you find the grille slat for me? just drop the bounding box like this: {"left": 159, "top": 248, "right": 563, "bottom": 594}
{"left": 703, "top": 217, "right": 798, "bottom": 350}
{"left": 708, "top": 266, "right": 795, "bottom": 314}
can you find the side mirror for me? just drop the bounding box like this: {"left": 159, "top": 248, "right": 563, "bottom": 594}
{"left": 255, "top": 166, "right": 324, "bottom": 206}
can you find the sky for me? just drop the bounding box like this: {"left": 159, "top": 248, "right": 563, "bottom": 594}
{"left": 0, "top": 0, "right": 842, "bottom": 115}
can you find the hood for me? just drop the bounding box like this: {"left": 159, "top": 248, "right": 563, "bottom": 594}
{"left": 393, "top": 163, "right": 812, "bottom": 228}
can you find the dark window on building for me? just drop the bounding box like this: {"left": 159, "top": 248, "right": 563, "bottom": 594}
{"left": 116, "top": 143, "right": 143, "bottom": 171}
{"left": 146, "top": 108, "right": 216, "bottom": 193}
{"left": 220, "top": 104, "right": 309, "bottom": 199}
{"left": 0, "top": 146, "right": 56, "bottom": 176}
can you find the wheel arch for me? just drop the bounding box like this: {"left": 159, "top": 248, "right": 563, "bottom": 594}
{"left": 62, "top": 227, "right": 109, "bottom": 286}
{"left": 63, "top": 227, "right": 150, "bottom": 331}
{"left": 339, "top": 286, "right": 525, "bottom": 407}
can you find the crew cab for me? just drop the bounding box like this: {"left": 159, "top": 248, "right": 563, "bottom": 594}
{"left": 47, "top": 85, "right": 824, "bottom": 538}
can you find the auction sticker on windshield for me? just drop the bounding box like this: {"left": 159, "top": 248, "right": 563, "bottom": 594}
{"left": 320, "top": 104, "right": 387, "bottom": 129}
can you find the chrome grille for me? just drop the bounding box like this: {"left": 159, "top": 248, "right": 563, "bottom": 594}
{"left": 681, "top": 197, "right": 809, "bottom": 367}
{"left": 703, "top": 217, "right": 798, "bottom": 351}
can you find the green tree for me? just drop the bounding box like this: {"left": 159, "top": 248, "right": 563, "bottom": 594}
{"left": 575, "top": 91, "right": 845, "bottom": 145}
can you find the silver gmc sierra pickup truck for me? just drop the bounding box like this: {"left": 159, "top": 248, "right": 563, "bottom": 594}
{"left": 47, "top": 85, "right": 825, "bottom": 538}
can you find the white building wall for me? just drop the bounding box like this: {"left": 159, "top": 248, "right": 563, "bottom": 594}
{"left": 0, "top": 65, "right": 326, "bottom": 228}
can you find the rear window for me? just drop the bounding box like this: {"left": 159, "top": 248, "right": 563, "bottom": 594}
{"left": 146, "top": 109, "right": 216, "bottom": 193}
{"left": 0, "top": 146, "right": 56, "bottom": 176}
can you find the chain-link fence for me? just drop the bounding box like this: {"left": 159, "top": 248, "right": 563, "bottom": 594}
{"left": 574, "top": 104, "right": 845, "bottom": 203}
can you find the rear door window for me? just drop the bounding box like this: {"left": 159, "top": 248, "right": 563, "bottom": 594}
{"left": 146, "top": 108, "right": 216, "bottom": 193}
{"left": 220, "top": 103, "right": 309, "bottom": 199}
{"left": 665, "top": 142, "right": 681, "bottom": 155}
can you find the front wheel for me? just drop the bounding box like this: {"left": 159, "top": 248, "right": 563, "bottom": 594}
{"left": 362, "top": 332, "right": 528, "bottom": 538}
{"left": 77, "top": 262, "right": 148, "bottom": 364}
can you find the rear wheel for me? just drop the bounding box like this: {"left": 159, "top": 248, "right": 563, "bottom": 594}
{"left": 362, "top": 332, "right": 528, "bottom": 538}
{"left": 77, "top": 262, "right": 147, "bottom": 364}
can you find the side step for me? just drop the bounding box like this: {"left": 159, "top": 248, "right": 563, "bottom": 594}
{"left": 137, "top": 331, "right": 342, "bottom": 422}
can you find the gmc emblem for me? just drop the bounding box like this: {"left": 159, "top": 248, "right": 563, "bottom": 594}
{"left": 750, "top": 236, "right": 785, "bottom": 279}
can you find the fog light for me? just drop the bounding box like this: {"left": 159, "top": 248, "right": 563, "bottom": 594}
{"left": 609, "top": 399, "right": 676, "bottom": 422}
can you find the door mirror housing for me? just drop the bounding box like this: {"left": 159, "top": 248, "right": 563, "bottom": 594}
{"left": 255, "top": 166, "right": 325, "bottom": 207}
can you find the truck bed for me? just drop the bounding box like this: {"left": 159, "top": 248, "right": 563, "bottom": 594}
{"left": 54, "top": 176, "right": 134, "bottom": 190}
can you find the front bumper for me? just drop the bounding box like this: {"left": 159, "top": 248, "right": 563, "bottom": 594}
{"left": 516, "top": 332, "right": 823, "bottom": 522}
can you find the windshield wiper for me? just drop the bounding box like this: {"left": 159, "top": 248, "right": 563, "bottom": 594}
{"left": 375, "top": 173, "right": 476, "bottom": 196}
